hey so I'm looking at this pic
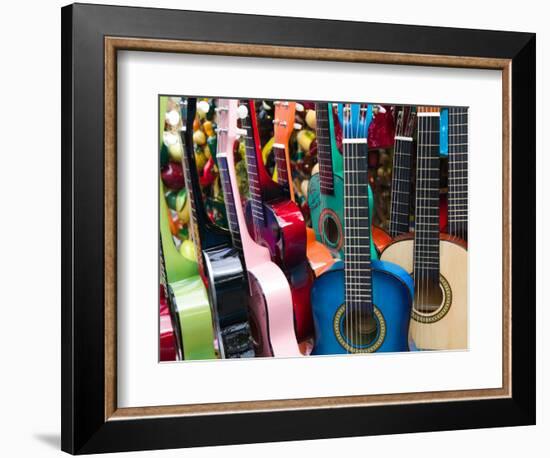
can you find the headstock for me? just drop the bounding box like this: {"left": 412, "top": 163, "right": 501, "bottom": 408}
{"left": 395, "top": 106, "right": 417, "bottom": 138}
{"left": 417, "top": 106, "right": 441, "bottom": 115}
{"left": 215, "top": 98, "right": 247, "bottom": 156}
{"left": 273, "top": 101, "right": 302, "bottom": 144}
{"left": 338, "top": 103, "right": 372, "bottom": 139}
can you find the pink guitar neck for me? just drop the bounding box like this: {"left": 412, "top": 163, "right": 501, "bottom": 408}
{"left": 217, "top": 98, "right": 301, "bottom": 357}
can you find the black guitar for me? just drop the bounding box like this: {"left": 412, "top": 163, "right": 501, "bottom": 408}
{"left": 179, "top": 98, "right": 254, "bottom": 358}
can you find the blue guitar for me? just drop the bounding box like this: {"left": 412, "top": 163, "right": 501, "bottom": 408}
{"left": 311, "top": 103, "right": 413, "bottom": 354}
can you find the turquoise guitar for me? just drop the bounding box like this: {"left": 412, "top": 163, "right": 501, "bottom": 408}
{"left": 308, "top": 102, "right": 377, "bottom": 260}
{"left": 311, "top": 103, "right": 413, "bottom": 354}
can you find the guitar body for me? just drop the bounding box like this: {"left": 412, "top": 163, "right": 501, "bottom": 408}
{"left": 245, "top": 197, "right": 314, "bottom": 340}
{"left": 159, "top": 287, "right": 179, "bottom": 361}
{"left": 306, "top": 228, "right": 335, "bottom": 276}
{"left": 245, "top": 198, "right": 306, "bottom": 270}
{"left": 308, "top": 172, "right": 345, "bottom": 256}
{"left": 308, "top": 173, "right": 378, "bottom": 260}
{"left": 311, "top": 259, "right": 413, "bottom": 355}
{"left": 216, "top": 98, "right": 303, "bottom": 358}
{"left": 169, "top": 275, "right": 217, "bottom": 360}
{"left": 380, "top": 233, "right": 468, "bottom": 350}
{"left": 246, "top": 258, "right": 304, "bottom": 357}
{"left": 160, "top": 181, "right": 216, "bottom": 360}
{"left": 372, "top": 226, "right": 393, "bottom": 255}
{"left": 203, "top": 246, "right": 254, "bottom": 358}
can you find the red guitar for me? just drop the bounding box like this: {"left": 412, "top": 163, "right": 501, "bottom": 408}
{"left": 242, "top": 100, "right": 314, "bottom": 342}
{"left": 272, "top": 101, "right": 335, "bottom": 277}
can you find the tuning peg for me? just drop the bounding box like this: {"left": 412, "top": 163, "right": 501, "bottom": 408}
{"left": 197, "top": 100, "right": 210, "bottom": 114}
{"left": 377, "top": 105, "right": 387, "bottom": 113}
{"left": 235, "top": 127, "right": 247, "bottom": 138}
{"left": 295, "top": 103, "right": 304, "bottom": 112}
{"left": 237, "top": 104, "right": 248, "bottom": 119}
{"left": 163, "top": 132, "right": 179, "bottom": 146}
{"left": 294, "top": 122, "right": 302, "bottom": 130}
{"left": 165, "top": 110, "right": 180, "bottom": 127}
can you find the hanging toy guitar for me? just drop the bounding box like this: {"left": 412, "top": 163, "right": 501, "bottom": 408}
{"left": 311, "top": 103, "right": 413, "bottom": 354}
{"left": 381, "top": 106, "right": 468, "bottom": 350}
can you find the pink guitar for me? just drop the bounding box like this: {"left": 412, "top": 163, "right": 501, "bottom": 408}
{"left": 216, "top": 98, "right": 302, "bottom": 358}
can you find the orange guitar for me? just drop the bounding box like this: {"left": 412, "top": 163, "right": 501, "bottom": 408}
{"left": 272, "top": 100, "right": 335, "bottom": 276}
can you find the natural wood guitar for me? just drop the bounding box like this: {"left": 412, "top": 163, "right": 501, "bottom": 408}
{"left": 381, "top": 106, "right": 468, "bottom": 350}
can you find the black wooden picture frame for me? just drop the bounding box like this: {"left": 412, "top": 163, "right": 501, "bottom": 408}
{"left": 61, "top": 3, "right": 535, "bottom": 454}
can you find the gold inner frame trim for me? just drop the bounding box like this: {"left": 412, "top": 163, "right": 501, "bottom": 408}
{"left": 104, "top": 36, "right": 512, "bottom": 421}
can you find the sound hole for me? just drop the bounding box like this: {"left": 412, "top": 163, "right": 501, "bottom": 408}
{"left": 414, "top": 283, "right": 443, "bottom": 314}
{"left": 410, "top": 274, "right": 452, "bottom": 324}
{"left": 323, "top": 214, "right": 339, "bottom": 246}
{"left": 341, "top": 310, "right": 378, "bottom": 347}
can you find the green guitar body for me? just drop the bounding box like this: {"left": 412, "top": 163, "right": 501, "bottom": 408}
{"left": 308, "top": 106, "right": 378, "bottom": 260}
{"left": 160, "top": 181, "right": 216, "bottom": 359}
{"left": 159, "top": 101, "right": 216, "bottom": 359}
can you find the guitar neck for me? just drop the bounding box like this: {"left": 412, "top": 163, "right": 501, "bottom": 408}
{"left": 343, "top": 104, "right": 373, "bottom": 316}
{"left": 241, "top": 100, "right": 266, "bottom": 230}
{"left": 414, "top": 109, "right": 441, "bottom": 284}
{"left": 389, "top": 107, "right": 415, "bottom": 237}
{"left": 180, "top": 99, "right": 229, "bottom": 255}
{"left": 273, "top": 101, "right": 296, "bottom": 201}
{"left": 447, "top": 106, "right": 468, "bottom": 240}
{"left": 314, "top": 102, "right": 334, "bottom": 195}
{"left": 273, "top": 142, "right": 292, "bottom": 199}
{"left": 217, "top": 155, "right": 243, "bottom": 253}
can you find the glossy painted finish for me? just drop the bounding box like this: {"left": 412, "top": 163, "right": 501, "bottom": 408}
{"left": 170, "top": 275, "right": 217, "bottom": 360}
{"left": 159, "top": 287, "right": 178, "bottom": 362}
{"left": 245, "top": 197, "right": 307, "bottom": 271}
{"left": 218, "top": 98, "right": 302, "bottom": 357}
{"left": 372, "top": 226, "right": 393, "bottom": 255}
{"left": 243, "top": 100, "right": 314, "bottom": 340}
{"left": 159, "top": 134, "right": 215, "bottom": 359}
{"left": 203, "top": 246, "right": 254, "bottom": 358}
{"left": 311, "top": 259, "right": 413, "bottom": 355}
{"left": 182, "top": 98, "right": 252, "bottom": 358}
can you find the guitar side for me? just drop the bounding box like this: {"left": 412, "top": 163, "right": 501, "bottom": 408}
{"left": 311, "top": 259, "right": 413, "bottom": 355}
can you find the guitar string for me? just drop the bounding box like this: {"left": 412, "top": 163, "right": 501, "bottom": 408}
{"left": 363, "top": 104, "right": 369, "bottom": 350}
{"left": 349, "top": 104, "right": 354, "bottom": 352}
{"left": 348, "top": 104, "right": 351, "bottom": 353}
{"left": 356, "top": 104, "right": 362, "bottom": 352}
{"left": 390, "top": 108, "right": 402, "bottom": 238}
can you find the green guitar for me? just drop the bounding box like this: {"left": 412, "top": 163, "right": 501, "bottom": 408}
{"left": 159, "top": 96, "right": 216, "bottom": 360}
{"left": 308, "top": 102, "right": 377, "bottom": 260}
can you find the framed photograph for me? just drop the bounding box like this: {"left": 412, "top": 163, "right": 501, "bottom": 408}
{"left": 61, "top": 3, "right": 536, "bottom": 454}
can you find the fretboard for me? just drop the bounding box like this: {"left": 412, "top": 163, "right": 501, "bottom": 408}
{"left": 343, "top": 107, "right": 373, "bottom": 316}
{"left": 447, "top": 107, "right": 468, "bottom": 241}
{"left": 273, "top": 143, "right": 290, "bottom": 194}
{"left": 414, "top": 112, "right": 441, "bottom": 285}
{"left": 217, "top": 154, "right": 243, "bottom": 253}
{"left": 315, "top": 102, "right": 334, "bottom": 195}
{"left": 179, "top": 99, "right": 205, "bottom": 273}
{"left": 389, "top": 138, "right": 413, "bottom": 237}
{"left": 241, "top": 101, "right": 265, "bottom": 228}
